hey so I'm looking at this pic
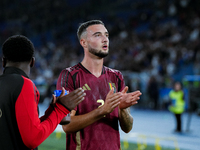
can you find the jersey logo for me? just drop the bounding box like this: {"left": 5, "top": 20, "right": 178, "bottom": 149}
{"left": 108, "top": 82, "right": 116, "bottom": 93}
{"left": 82, "top": 84, "right": 91, "bottom": 91}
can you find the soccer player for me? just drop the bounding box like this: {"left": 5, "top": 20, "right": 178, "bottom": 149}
{"left": 56, "top": 20, "right": 142, "bottom": 150}
{"left": 0, "top": 35, "right": 85, "bottom": 150}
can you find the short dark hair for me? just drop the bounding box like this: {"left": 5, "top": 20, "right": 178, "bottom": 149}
{"left": 77, "top": 20, "right": 104, "bottom": 40}
{"left": 2, "top": 35, "right": 34, "bottom": 62}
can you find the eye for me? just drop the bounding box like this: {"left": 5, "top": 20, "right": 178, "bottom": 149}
{"left": 95, "top": 34, "right": 100, "bottom": 37}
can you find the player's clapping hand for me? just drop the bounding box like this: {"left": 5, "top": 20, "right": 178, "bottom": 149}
{"left": 58, "top": 87, "right": 86, "bottom": 110}
{"left": 50, "top": 88, "right": 69, "bottom": 106}
{"left": 100, "top": 88, "right": 122, "bottom": 115}
{"left": 119, "top": 86, "right": 142, "bottom": 109}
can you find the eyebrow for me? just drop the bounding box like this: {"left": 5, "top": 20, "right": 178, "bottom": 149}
{"left": 92, "top": 32, "right": 109, "bottom": 36}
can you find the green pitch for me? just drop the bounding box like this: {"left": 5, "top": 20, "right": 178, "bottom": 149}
{"left": 38, "top": 132, "right": 181, "bottom": 150}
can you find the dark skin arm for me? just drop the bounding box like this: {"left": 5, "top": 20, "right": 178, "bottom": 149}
{"left": 62, "top": 89, "right": 122, "bottom": 134}
{"left": 118, "top": 86, "right": 142, "bottom": 133}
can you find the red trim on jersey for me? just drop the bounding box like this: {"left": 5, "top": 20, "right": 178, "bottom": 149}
{"left": 15, "top": 76, "right": 70, "bottom": 149}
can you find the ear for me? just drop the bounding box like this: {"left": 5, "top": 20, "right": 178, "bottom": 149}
{"left": 30, "top": 57, "right": 35, "bottom": 68}
{"left": 2, "top": 57, "right": 6, "bottom": 68}
{"left": 80, "top": 39, "right": 87, "bottom": 48}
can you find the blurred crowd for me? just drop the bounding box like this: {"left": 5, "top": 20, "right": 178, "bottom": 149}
{"left": 0, "top": 0, "right": 200, "bottom": 105}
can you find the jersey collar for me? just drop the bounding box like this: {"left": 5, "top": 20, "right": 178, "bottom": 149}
{"left": 78, "top": 62, "right": 105, "bottom": 75}
{"left": 3, "top": 67, "right": 29, "bottom": 78}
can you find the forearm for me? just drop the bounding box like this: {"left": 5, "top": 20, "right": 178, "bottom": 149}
{"left": 62, "top": 107, "right": 105, "bottom": 133}
{"left": 40, "top": 105, "right": 55, "bottom": 122}
{"left": 16, "top": 96, "right": 70, "bottom": 148}
{"left": 118, "top": 107, "right": 133, "bottom": 133}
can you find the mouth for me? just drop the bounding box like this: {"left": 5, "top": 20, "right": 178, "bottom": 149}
{"left": 102, "top": 45, "right": 108, "bottom": 50}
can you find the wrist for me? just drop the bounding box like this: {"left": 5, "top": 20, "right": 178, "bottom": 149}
{"left": 57, "top": 100, "right": 71, "bottom": 112}
{"left": 97, "top": 106, "right": 107, "bottom": 118}
{"left": 119, "top": 107, "right": 127, "bottom": 112}
{"left": 119, "top": 107, "right": 130, "bottom": 116}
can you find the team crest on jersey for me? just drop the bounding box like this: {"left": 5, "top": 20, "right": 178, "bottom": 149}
{"left": 108, "top": 82, "right": 116, "bottom": 93}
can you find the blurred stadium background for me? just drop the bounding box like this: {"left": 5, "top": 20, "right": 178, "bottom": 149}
{"left": 0, "top": 0, "right": 200, "bottom": 150}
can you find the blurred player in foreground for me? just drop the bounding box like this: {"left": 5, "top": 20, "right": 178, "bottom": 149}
{"left": 0, "top": 35, "right": 85, "bottom": 150}
{"left": 57, "top": 20, "right": 142, "bottom": 150}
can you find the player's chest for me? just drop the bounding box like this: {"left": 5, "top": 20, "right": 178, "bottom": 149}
{"left": 76, "top": 75, "right": 118, "bottom": 95}
{"left": 75, "top": 74, "right": 119, "bottom": 115}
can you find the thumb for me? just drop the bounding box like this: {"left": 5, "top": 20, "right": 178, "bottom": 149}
{"left": 121, "top": 86, "right": 128, "bottom": 94}
{"left": 59, "top": 87, "right": 65, "bottom": 97}
{"left": 51, "top": 94, "right": 57, "bottom": 105}
{"left": 107, "top": 88, "right": 114, "bottom": 97}
{"left": 70, "top": 110, "right": 76, "bottom": 117}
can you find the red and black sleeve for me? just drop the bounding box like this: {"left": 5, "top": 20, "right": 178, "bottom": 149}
{"left": 15, "top": 76, "right": 70, "bottom": 149}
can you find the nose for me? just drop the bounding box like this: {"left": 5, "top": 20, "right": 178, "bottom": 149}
{"left": 102, "top": 35, "right": 109, "bottom": 43}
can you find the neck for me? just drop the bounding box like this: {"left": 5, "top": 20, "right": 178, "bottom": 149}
{"left": 81, "top": 55, "right": 104, "bottom": 78}
{"left": 5, "top": 62, "right": 30, "bottom": 76}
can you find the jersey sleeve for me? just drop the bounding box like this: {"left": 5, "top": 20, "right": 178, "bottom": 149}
{"left": 56, "top": 69, "right": 75, "bottom": 92}
{"left": 56, "top": 69, "right": 78, "bottom": 112}
{"left": 15, "top": 76, "right": 70, "bottom": 149}
{"left": 117, "top": 71, "right": 126, "bottom": 92}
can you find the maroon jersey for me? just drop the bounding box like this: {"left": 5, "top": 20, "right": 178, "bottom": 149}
{"left": 57, "top": 63, "right": 125, "bottom": 150}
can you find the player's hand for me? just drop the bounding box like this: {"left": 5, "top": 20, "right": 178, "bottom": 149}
{"left": 51, "top": 88, "right": 69, "bottom": 106}
{"left": 58, "top": 87, "right": 86, "bottom": 110}
{"left": 100, "top": 88, "right": 122, "bottom": 115}
{"left": 119, "top": 86, "right": 142, "bottom": 109}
